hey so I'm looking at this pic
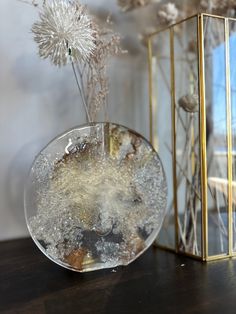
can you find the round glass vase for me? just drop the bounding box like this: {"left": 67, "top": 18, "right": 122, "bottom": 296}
{"left": 24, "top": 122, "right": 167, "bottom": 272}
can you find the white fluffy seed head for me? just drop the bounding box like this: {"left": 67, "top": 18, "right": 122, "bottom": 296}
{"left": 32, "top": 0, "right": 97, "bottom": 66}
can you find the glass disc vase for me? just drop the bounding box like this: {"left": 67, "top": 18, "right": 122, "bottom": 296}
{"left": 24, "top": 122, "right": 167, "bottom": 272}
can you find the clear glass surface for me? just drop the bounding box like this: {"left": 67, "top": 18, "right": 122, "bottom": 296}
{"left": 24, "top": 122, "right": 167, "bottom": 272}
{"left": 204, "top": 16, "right": 228, "bottom": 256}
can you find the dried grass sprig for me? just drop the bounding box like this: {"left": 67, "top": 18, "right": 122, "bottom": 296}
{"left": 80, "top": 26, "right": 124, "bottom": 120}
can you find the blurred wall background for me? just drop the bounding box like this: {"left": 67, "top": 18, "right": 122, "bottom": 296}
{"left": 0, "top": 0, "right": 150, "bottom": 240}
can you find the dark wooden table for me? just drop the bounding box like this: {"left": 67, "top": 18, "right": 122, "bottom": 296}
{"left": 1, "top": 238, "right": 236, "bottom": 314}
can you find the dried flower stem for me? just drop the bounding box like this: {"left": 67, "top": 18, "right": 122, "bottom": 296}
{"left": 17, "top": 0, "right": 40, "bottom": 6}
{"left": 71, "top": 61, "right": 91, "bottom": 123}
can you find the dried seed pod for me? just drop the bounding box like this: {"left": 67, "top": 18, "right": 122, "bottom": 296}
{"left": 178, "top": 94, "right": 199, "bottom": 113}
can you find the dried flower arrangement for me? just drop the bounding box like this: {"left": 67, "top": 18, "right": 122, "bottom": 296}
{"left": 22, "top": 0, "right": 168, "bottom": 272}
{"left": 20, "top": 0, "right": 123, "bottom": 121}
{"left": 116, "top": 0, "right": 236, "bottom": 55}
{"left": 117, "top": 0, "right": 236, "bottom": 20}
{"left": 117, "top": 0, "right": 180, "bottom": 23}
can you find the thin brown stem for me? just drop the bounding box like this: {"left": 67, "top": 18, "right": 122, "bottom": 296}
{"left": 71, "top": 61, "right": 91, "bottom": 123}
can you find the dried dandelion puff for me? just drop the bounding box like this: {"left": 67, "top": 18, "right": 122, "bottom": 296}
{"left": 157, "top": 3, "right": 179, "bottom": 25}
{"left": 117, "top": 0, "right": 152, "bottom": 12}
{"left": 32, "top": 0, "right": 97, "bottom": 67}
{"left": 25, "top": 0, "right": 123, "bottom": 121}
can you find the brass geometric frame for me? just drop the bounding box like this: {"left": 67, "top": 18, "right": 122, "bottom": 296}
{"left": 148, "top": 13, "right": 235, "bottom": 261}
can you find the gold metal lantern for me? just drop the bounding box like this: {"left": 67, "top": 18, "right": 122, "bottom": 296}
{"left": 148, "top": 13, "right": 236, "bottom": 261}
